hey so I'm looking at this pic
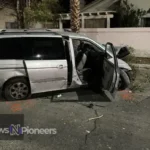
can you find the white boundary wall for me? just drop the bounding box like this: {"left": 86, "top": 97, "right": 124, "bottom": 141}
{"left": 52, "top": 28, "right": 150, "bottom": 57}
{"left": 79, "top": 28, "right": 150, "bottom": 57}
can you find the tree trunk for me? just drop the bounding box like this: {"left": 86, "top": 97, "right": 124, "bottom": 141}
{"left": 16, "top": 0, "right": 26, "bottom": 29}
{"left": 70, "top": 0, "right": 80, "bottom": 32}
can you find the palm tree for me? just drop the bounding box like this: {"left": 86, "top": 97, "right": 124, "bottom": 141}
{"left": 70, "top": 0, "right": 80, "bottom": 32}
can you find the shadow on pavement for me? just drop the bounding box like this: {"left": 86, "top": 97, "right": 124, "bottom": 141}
{"left": 0, "top": 88, "right": 111, "bottom": 103}
{"left": 32, "top": 89, "right": 111, "bottom": 103}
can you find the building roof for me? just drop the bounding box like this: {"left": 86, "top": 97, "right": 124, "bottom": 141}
{"left": 59, "top": 0, "right": 117, "bottom": 20}
{"left": 59, "top": 10, "right": 115, "bottom": 20}
{"left": 81, "top": 0, "right": 118, "bottom": 12}
{"left": 142, "top": 13, "right": 150, "bottom": 18}
{"left": 81, "top": 0, "right": 150, "bottom": 13}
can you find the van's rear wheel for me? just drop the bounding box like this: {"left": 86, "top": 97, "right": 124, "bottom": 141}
{"left": 4, "top": 78, "right": 30, "bottom": 101}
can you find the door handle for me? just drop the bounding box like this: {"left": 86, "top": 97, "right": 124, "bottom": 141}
{"left": 57, "top": 65, "right": 63, "bottom": 69}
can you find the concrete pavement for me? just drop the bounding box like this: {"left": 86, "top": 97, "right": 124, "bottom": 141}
{"left": 0, "top": 90, "right": 150, "bottom": 150}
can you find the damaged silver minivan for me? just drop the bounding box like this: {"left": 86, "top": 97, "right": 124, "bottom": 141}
{"left": 0, "top": 29, "right": 120, "bottom": 101}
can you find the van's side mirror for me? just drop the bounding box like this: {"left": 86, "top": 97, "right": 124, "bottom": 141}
{"left": 105, "top": 42, "right": 114, "bottom": 58}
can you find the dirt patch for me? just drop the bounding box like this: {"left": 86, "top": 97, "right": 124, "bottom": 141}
{"left": 123, "top": 57, "right": 150, "bottom": 64}
{"left": 130, "top": 67, "right": 150, "bottom": 92}
{"left": 121, "top": 47, "right": 150, "bottom": 93}
{"left": 122, "top": 47, "right": 150, "bottom": 64}
{"left": 121, "top": 66, "right": 150, "bottom": 102}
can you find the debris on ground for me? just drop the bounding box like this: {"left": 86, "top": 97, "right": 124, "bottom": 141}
{"left": 86, "top": 130, "right": 90, "bottom": 134}
{"left": 129, "top": 90, "right": 132, "bottom": 93}
{"left": 57, "top": 94, "right": 62, "bottom": 98}
{"left": 87, "top": 115, "right": 103, "bottom": 121}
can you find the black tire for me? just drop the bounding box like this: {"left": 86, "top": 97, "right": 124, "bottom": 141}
{"left": 3, "top": 78, "right": 30, "bottom": 101}
{"left": 118, "top": 70, "right": 131, "bottom": 91}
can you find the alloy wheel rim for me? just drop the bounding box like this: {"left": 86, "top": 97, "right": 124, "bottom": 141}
{"left": 9, "top": 82, "right": 29, "bottom": 100}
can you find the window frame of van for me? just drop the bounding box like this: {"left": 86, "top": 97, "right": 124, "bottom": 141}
{"left": 0, "top": 35, "right": 66, "bottom": 60}
{"left": 21, "top": 37, "right": 66, "bottom": 60}
{"left": 70, "top": 36, "right": 113, "bottom": 59}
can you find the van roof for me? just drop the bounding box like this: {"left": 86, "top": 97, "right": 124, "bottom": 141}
{"left": 0, "top": 29, "right": 60, "bottom": 36}
{"left": 57, "top": 31, "right": 86, "bottom": 38}
{"left": 0, "top": 29, "right": 86, "bottom": 38}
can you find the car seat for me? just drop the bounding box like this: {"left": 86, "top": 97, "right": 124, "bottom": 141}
{"left": 75, "top": 43, "right": 92, "bottom": 82}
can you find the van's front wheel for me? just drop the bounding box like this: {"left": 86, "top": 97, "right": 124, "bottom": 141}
{"left": 118, "top": 70, "right": 131, "bottom": 91}
{"left": 4, "top": 78, "right": 30, "bottom": 101}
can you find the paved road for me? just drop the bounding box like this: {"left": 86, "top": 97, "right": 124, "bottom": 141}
{"left": 0, "top": 91, "right": 150, "bottom": 150}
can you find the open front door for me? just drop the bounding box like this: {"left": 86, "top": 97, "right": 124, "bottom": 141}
{"left": 102, "top": 42, "right": 120, "bottom": 101}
